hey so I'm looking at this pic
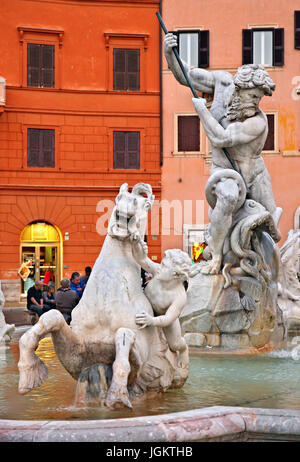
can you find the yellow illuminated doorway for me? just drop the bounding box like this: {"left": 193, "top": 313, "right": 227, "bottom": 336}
{"left": 20, "top": 221, "right": 62, "bottom": 297}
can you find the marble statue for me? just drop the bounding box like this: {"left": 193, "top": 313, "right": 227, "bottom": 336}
{"left": 0, "top": 281, "right": 15, "bottom": 343}
{"left": 277, "top": 229, "right": 300, "bottom": 333}
{"left": 164, "top": 33, "right": 286, "bottom": 350}
{"left": 131, "top": 237, "right": 192, "bottom": 369}
{"left": 18, "top": 183, "right": 189, "bottom": 409}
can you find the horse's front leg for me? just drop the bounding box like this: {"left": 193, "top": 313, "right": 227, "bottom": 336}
{"left": 105, "top": 327, "right": 135, "bottom": 409}
{"left": 18, "top": 310, "right": 70, "bottom": 394}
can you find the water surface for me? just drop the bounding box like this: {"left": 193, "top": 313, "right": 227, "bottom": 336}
{"left": 1, "top": 328, "right": 300, "bottom": 420}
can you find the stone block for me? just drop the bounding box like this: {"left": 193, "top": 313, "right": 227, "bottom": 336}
{"left": 216, "top": 310, "right": 256, "bottom": 334}
{"left": 181, "top": 311, "right": 216, "bottom": 333}
{"left": 205, "top": 333, "right": 220, "bottom": 347}
{"left": 180, "top": 273, "right": 224, "bottom": 323}
{"left": 220, "top": 333, "right": 250, "bottom": 349}
{"left": 1, "top": 279, "right": 20, "bottom": 304}
{"left": 184, "top": 332, "right": 206, "bottom": 347}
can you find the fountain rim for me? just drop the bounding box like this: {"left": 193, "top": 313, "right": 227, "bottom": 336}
{"left": 1, "top": 406, "right": 300, "bottom": 442}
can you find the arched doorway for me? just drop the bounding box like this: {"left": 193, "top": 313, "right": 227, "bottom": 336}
{"left": 19, "top": 221, "right": 62, "bottom": 297}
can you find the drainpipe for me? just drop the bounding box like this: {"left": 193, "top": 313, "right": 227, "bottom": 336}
{"left": 159, "top": 0, "right": 163, "bottom": 167}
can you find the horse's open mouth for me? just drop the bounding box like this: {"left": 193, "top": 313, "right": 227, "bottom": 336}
{"left": 115, "top": 211, "right": 132, "bottom": 231}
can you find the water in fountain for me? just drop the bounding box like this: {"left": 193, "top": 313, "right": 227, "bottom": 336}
{"left": 1, "top": 327, "right": 300, "bottom": 421}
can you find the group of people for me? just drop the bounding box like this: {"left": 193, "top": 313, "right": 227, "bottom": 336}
{"left": 27, "top": 266, "right": 92, "bottom": 324}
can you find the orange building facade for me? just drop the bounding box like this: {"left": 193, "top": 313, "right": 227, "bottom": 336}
{"left": 161, "top": 0, "right": 300, "bottom": 258}
{"left": 0, "top": 0, "right": 162, "bottom": 304}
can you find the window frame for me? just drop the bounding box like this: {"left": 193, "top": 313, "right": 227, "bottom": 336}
{"left": 27, "top": 43, "right": 55, "bottom": 88}
{"left": 104, "top": 33, "right": 149, "bottom": 93}
{"left": 172, "top": 28, "right": 210, "bottom": 69}
{"left": 18, "top": 27, "right": 64, "bottom": 89}
{"left": 113, "top": 48, "right": 140, "bottom": 92}
{"left": 173, "top": 113, "right": 204, "bottom": 157}
{"left": 262, "top": 111, "right": 279, "bottom": 155}
{"left": 242, "top": 26, "right": 284, "bottom": 67}
{"left": 22, "top": 124, "right": 61, "bottom": 171}
{"left": 108, "top": 127, "right": 145, "bottom": 171}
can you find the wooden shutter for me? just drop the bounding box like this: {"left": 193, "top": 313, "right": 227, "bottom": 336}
{"left": 199, "top": 30, "right": 209, "bottom": 68}
{"left": 28, "top": 129, "right": 55, "bottom": 167}
{"left": 27, "top": 43, "right": 40, "bottom": 87}
{"left": 27, "top": 129, "right": 40, "bottom": 166}
{"left": 41, "top": 45, "right": 55, "bottom": 87}
{"left": 263, "top": 114, "right": 275, "bottom": 151}
{"left": 113, "top": 49, "right": 140, "bottom": 91}
{"left": 27, "top": 44, "right": 54, "bottom": 87}
{"left": 273, "top": 28, "right": 284, "bottom": 66}
{"left": 126, "top": 132, "right": 140, "bottom": 168}
{"left": 242, "top": 29, "right": 253, "bottom": 64}
{"left": 295, "top": 11, "right": 300, "bottom": 49}
{"left": 127, "top": 50, "right": 140, "bottom": 91}
{"left": 178, "top": 116, "right": 200, "bottom": 152}
{"left": 113, "top": 49, "right": 126, "bottom": 90}
{"left": 113, "top": 131, "right": 140, "bottom": 169}
{"left": 42, "top": 130, "right": 55, "bottom": 167}
{"left": 113, "top": 131, "right": 126, "bottom": 168}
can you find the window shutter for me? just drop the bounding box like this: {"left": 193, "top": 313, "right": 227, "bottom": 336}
{"left": 27, "top": 129, "right": 40, "bottom": 166}
{"left": 113, "top": 131, "right": 140, "bottom": 169}
{"left": 42, "top": 130, "right": 55, "bottom": 167}
{"left": 113, "top": 49, "right": 126, "bottom": 90}
{"left": 28, "top": 128, "right": 55, "bottom": 167}
{"left": 41, "top": 45, "right": 55, "bottom": 87}
{"left": 127, "top": 50, "right": 140, "bottom": 91}
{"left": 295, "top": 12, "right": 300, "bottom": 49}
{"left": 178, "top": 116, "right": 200, "bottom": 152}
{"left": 242, "top": 29, "right": 253, "bottom": 64}
{"left": 27, "top": 43, "right": 40, "bottom": 87}
{"left": 198, "top": 30, "right": 209, "bottom": 68}
{"left": 263, "top": 114, "right": 275, "bottom": 151}
{"left": 113, "top": 131, "right": 126, "bottom": 168}
{"left": 273, "top": 28, "right": 284, "bottom": 66}
{"left": 126, "top": 132, "right": 140, "bottom": 168}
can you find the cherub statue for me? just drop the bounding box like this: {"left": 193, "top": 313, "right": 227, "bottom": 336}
{"left": 131, "top": 237, "right": 192, "bottom": 369}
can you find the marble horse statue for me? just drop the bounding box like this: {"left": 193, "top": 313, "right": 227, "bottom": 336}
{"left": 18, "top": 183, "right": 188, "bottom": 408}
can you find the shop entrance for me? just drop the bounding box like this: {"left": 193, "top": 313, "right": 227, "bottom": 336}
{"left": 19, "top": 221, "right": 62, "bottom": 298}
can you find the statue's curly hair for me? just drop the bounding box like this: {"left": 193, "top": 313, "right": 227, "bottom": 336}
{"left": 234, "top": 64, "right": 275, "bottom": 96}
{"left": 164, "top": 249, "right": 192, "bottom": 281}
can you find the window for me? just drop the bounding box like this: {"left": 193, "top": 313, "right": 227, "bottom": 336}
{"left": 242, "top": 28, "right": 284, "bottom": 66}
{"left": 295, "top": 11, "right": 300, "bottom": 49}
{"left": 177, "top": 115, "right": 200, "bottom": 152}
{"left": 27, "top": 128, "right": 55, "bottom": 167}
{"left": 262, "top": 114, "right": 276, "bottom": 152}
{"left": 183, "top": 224, "right": 205, "bottom": 259}
{"left": 27, "top": 44, "right": 55, "bottom": 88}
{"left": 113, "top": 49, "right": 140, "bottom": 91}
{"left": 113, "top": 131, "right": 140, "bottom": 169}
{"left": 173, "top": 30, "right": 209, "bottom": 68}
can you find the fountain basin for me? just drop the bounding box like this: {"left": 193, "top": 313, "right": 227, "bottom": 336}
{"left": 1, "top": 327, "right": 300, "bottom": 441}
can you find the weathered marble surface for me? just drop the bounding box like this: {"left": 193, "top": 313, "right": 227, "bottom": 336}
{"left": 0, "top": 282, "right": 15, "bottom": 343}
{"left": 18, "top": 183, "right": 189, "bottom": 409}
{"left": 164, "top": 33, "right": 286, "bottom": 350}
{"left": 1, "top": 406, "right": 300, "bottom": 442}
{"left": 277, "top": 229, "right": 300, "bottom": 333}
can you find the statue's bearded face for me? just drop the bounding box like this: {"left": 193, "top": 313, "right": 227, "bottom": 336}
{"left": 226, "top": 87, "right": 264, "bottom": 122}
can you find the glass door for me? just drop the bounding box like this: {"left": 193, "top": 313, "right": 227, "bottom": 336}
{"left": 20, "top": 244, "right": 59, "bottom": 295}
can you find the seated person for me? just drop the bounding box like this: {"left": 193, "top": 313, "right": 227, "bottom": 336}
{"left": 56, "top": 278, "right": 79, "bottom": 325}
{"left": 70, "top": 272, "right": 85, "bottom": 298}
{"left": 42, "top": 281, "right": 56, "bottom": 309}
{"left": 27, "top": 280, "right": 51, "bottom": 317}
{"left": 131, "top": 237, "right": 192, "bottom": 369}
{"left": 80, "top": 266, "right": 92, "bottom": 288}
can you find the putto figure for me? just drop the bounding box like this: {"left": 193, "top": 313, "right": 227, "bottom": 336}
{"left": 132, "top": 237, "right": 192, "bottom": 370}
{"left": 164, "top": 33, "right": 282, "bottom": 275}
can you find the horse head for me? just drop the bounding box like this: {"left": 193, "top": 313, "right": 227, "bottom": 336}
{"left": 108, "top": 183, "right": 154, "bottom": 241}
